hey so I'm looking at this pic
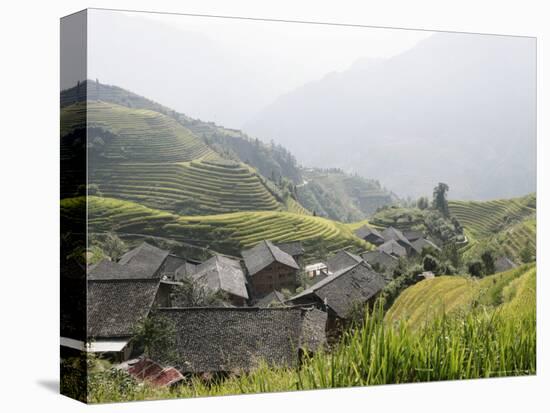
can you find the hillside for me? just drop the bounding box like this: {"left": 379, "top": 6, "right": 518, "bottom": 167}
{"left": 61, "top": 101, "right": 293, "bottom": 215}
{"left": 385, "top": 264, "right": 536, "bottom": 328}
{"left": 449, "top": 194, "right": 536, "bottom": 263}
{"left": 61, "top": 196, "right": 369, "bottom": 259}
{"left": 61, "top": 81, "right": 303, "bottom": 184}
{"left": 297, "top": 169, "right": 396, "bottom": 222}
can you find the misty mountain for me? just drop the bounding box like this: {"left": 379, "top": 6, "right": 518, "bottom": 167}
{"left": 244, "top": 32, "right": 536, "bottom": 200}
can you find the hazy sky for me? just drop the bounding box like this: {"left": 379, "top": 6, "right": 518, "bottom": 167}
{"left": 87, "top": 9, "right": 432, "bottom": 128}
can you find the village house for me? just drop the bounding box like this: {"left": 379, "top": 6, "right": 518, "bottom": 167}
{"left": 275, "top": 241, "right": 306, "bottom": 268}
{"left": 361, "top": 250, "right": 399, "bottom": 273}
{"left": 180, "top": 254, "right": 249, "bottom": 306}
{"left": 411, "top": 237, "right": 441, "bottom": 255}
{"left": 377, "top": 239, "right": 408, "bottom": 258}
{"left": 326, "top": 250, "right": 365, "bottom": 273}
{"left": 287, "top": 262, "right": 386, "bottom": 332}
{"left": 254, "top": 290, "right": 287, "bottom": 307}
{"left": 153, "top": 307, "right": 327, "bottom": 374}
{"left": 382, "top": 226, "right": 414, "bottom": 255}
{"left": 354, "top": 224, "right": 385, "bottom": 245}
{"left": 88, "top": 242, "right": 170, "bottom": 280}
{"left": 85, "top": 278, "right": 163, "bottom": 361}
{"left": 162, "top": 253, "right": 201, "bottom": 280}
{"left": 403, "top": 230, "right": 424, "bottom": 243}
{"left": 241, "top": 240, "right": 300, "bottom": 297}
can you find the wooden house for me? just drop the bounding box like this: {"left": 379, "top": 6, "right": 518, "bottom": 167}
{"left": 354, "top": 224, "right": 385, "bottom": 245}
{"left": 326, "top": 250, "right": 364, "bottom": 273}
{"left": 275, "top": 241, "right": 306, "bottom": 268}
{"left": 287, "top": 262, "right": 386, "bottom": 332}
{"left": 242, "top": 240, "right": 300, "bottom": 297}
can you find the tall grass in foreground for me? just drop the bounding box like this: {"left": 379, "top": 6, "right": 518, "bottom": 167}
{"left": 86, "top": 300, "right": 535, "bottom": 403}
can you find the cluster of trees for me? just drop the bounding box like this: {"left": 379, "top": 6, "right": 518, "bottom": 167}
{"left": 466, "top": 250, "right": 496, "bottom": 278}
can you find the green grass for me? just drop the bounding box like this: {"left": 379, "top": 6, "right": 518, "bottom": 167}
{"left": 385, "top": 264, "right": 535, "bottom": 328}
{"left": 62, "top": 196, "right": 368, "bottom": 258}
{"left": 85, "top": 268, "right": 536, "bottom": 402}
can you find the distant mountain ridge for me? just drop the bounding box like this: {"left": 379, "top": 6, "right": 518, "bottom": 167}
{"left": 244, "top": 32, "right": 536, "bottom": 201}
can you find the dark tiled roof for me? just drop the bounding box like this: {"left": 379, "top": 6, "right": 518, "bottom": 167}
{"left": 361, "top": 250, "right": 399, "bottom": 271}
{"left": 88, "top": 260, "right": 136, "bottom": 280}
{"left": 87, "top": 279, "right": 160, "bottom": 338}
{"left": 118, "top": 242, "right": 170, "bottom": 278}
{"left": 275, "top": 241, "right": 305, "bottom": 257}
{"left": 326, "top": 250, "right": 364, "bottom": 273}
{"left": 382, "top": 227, "right": 413, "bottom": 248}
{"left": 88, "top": 242, "right": 170, "bottom": 280}
{"left": 191, "top": 255, "right": 248, "bottom": 299}
{"left": 411, "top": 238, "right": 441, "bottom": 254}
{"left": 289, "top": 263, "right": 387, "bottom": 319}
{"left": 378, "top": 240, "right": 407, "bottom": 257}
{"left": 242, "top": 240, "right": 299, "bottom": 276}
{"left": 255, "top": 290, "right": 287, "bottom": 307}
{"left": 494, "top": 256, "right": 518, "bottom": 273}
{"left": 155, "top": 307, "right": 327, "bottom": 373}
{"left": 403, "top": 230, "right": 424, "bottom": 242}
{"left": 174, "top": 262, "right": 198, "bottom": 281}
{"left": 163, "top": 254, "right": 188, "bottom": 276}
{"left": 354, "top": 225, "right": 383, "bottom": 240}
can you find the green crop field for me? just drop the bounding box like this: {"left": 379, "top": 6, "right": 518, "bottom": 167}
{"left": 448, "top": 194, "right": 536, "bottom": 262}
{"left": 61, "top": 196, "right": 369, "bottom": 258}
{"left": 62, "top": 102, "right": 216, "bottom": 162}
{"left": 449, "top": 194, "right": 535, "bottom": 239}
{"left": 385, "top": 264, "right": 536, "bottom": 328}
{"left": 89, "top": 159, "right": 282, "bottom": 215}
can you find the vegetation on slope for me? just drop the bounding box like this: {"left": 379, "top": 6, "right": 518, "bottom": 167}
{"left": 61, "top": 196, "right": 368, "bottom": 259}
{"left": 448, "top": 194, "right": 535, "bottom": 239}
{"left": 297, "top": 168, "right": 396, "bottom": 222}
{"left": 385, "top": 264, "right": 535, "bottom": 327}
{"left": 448, "top": 194, "right": 536, "bottom": 263}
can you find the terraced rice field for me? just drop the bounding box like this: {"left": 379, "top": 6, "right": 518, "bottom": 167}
{"left": 62, "top": 196, "right": 368, "bottom": 257}
{"left": 89, "top": 160, "right": 282, "bottom": 215}
{"left": 61, "top": 102, "right": 292, "bottom": 215}
{"left": 385, "top": 264, "right": 535, "bottom": 328}
{"left": 62, "top": 102, "right": 216, "bottom": 162}
{"left": 448, "top": 195, "right": 535, "bottom": 239}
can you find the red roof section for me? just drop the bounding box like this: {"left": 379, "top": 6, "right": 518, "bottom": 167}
{"left": 126, "top": 358, "right": 184, "bottom": 387}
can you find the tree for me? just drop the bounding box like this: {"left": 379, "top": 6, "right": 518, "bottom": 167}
{"left": 170, "top": 276, "right": 228, "bottom": 307}
{"left": 417, "top": 196, "right": 429, "bottom": 210}
{"left": 89, "top": 232, "right": 127, "bottom": 261}
{"left": 131, "top": 312, "right": 176, "bottom": 361}
{"left": 520, "top": 245, "right": 533, "bottom": 263}
{"left": 423, "top": 254, "right": 439, "bottom": 272}
{"left": 432, "top": 183, "right": 450, "bottom": 217}
{"left": 468, "top": 260, "right": 484, "bottom": 278}
{"left": 481, "top": 250, "right": 496, "bottom": 275}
